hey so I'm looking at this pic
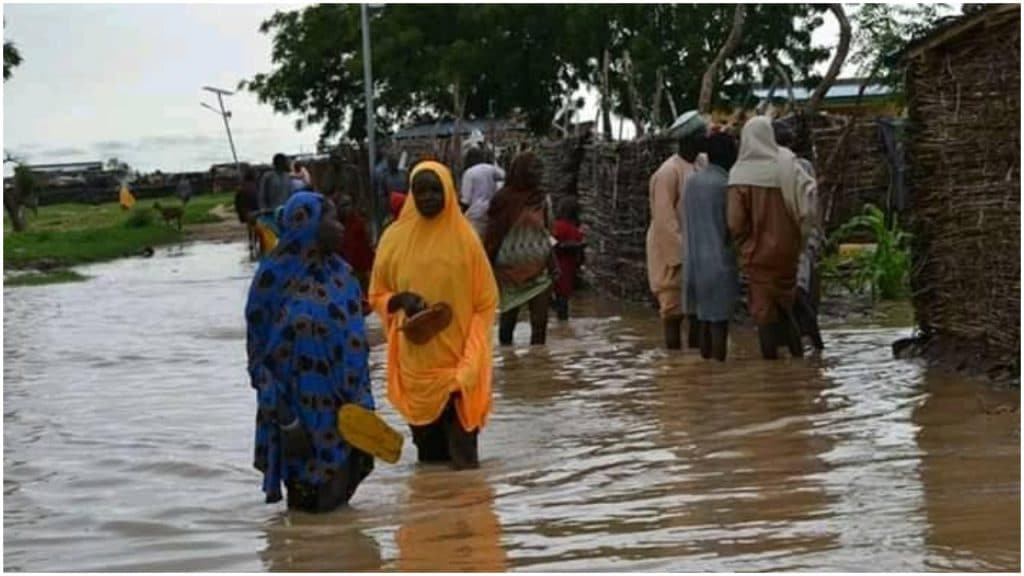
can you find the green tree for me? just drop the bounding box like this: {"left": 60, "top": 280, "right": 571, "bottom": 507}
{"left": 3, "top": 156, "right": 35, "bottom": 232}
{"left": 3, "top": 41, "right": 20, "bottom": 81}
{"left": 559, "top": 4, "right": 829, "bottom": 133}
{"left": 106, "top": 157, "right": 132, "bottom": 179}
{"left": 242, "top": 5, "right": 831, "bottom": 142}
{"left": 241, "top": 4, "right": 569, "bottom": 143}
{"left": 4, "top": 20, "right": 21, "bottom": 81}
{"left": 848, "top": 3, "right": 952, "bottom": 93}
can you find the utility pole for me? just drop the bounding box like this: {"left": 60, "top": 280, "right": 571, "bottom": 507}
{"left": 360, "top": 3, "right": 380, "bottom": 240}
{"left": 201, "top": 85, "right": 241, "bottom": 178}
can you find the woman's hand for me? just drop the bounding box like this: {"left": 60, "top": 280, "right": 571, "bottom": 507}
{"left": 387, "top": 291, "right": 427, "bottom": 316}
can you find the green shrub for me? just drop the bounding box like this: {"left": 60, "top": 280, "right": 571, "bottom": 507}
{"left": 824, "top": 204, "right": 912, "bottom": 301}
{"left": 124, "top": 206, "right": 155, "bottom": 229}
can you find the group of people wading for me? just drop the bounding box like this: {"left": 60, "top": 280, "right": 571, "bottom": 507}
{"left": 244, "top": 112, "right": 823, "bottom": 513}
{"left": 647, "top": 114, "right": 824, "bottom": 362}
{"left": 244, "top": 148, "right": 586, "bottom": 512}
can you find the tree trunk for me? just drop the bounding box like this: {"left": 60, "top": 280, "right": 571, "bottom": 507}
{"left": 622, "top": 51, "right": 645, "bottom": 137}
{"left": 769, "top": 55, "right": 796, "bottom": 113}
{"left": 563, "top": 95, "right": 572, "bottom": 135}
{"left": 805, "top": 4, "right": 851, "bottom": 115}
{"left": 551, "top": 97, "right": 570, "bottom": 138}
{"left": 651, "top": 67, "right": 664, "bottom": 130}
{"left": 756, "top": 79, "right": 779, "bottom": 115}
{"left": 600, "top": 49, "right": 613, "bottom": 141}
{"left": 856, "top": 61, "right": 883, "bottom": 107}
{"left": 4, "top": 189, "right": 25, "bottom": 232}
{"left": 699, "top": 4, "right": 746, "bottom": 115}
{"left": 665, "top": 81, "right": 679, "bottom": 121}
{"left": 451, "top": 81, "right": 466, "bottom": 175}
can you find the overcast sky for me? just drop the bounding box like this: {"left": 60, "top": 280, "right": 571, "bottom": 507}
{"left": 2, "top": 3, "right": 954, "bottom": 175}
{"left": 3, "top": 2, "right": 320, "bottom": 175}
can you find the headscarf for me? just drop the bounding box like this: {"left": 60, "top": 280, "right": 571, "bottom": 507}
{"left": 483, "top": 151, "right": 545, "bottom": 260}
{"left": 369, "top": 162, "right": 499, "bottom": 430}
{"left": 245, "top": 192, "right": 374, "bottom": 503}
{"left": 728, "top": 116, "right": 815, "bottom": 241}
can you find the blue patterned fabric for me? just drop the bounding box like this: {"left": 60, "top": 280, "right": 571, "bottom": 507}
{"left": 245, "top": 192, "right": 375, "bottom": 503}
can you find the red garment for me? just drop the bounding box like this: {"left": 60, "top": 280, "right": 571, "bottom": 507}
{"left": 551, "top": 218, "right": 584, "bottom": 297}
{"left": 389, "top": 191, "right": 407, "bottom": 220}
{"left": 338, "top": 213, "right": 375, "bottom": 274}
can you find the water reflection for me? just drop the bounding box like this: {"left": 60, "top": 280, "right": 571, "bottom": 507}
{"left": 648, "top": 353, "right": 839, "bottom": 570}
{"left": 259, "top": 511, "right": 383, "bottom": 572}
{"left": 394, "top": 468, "right": 506, "bottom": 571}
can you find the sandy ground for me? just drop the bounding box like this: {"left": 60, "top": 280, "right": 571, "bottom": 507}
{"left": 184, "top": 204, "right": 251, "bottom": 244}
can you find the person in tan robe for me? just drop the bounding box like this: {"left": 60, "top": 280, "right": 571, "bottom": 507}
{"left": 646, "top": 123, "right": 706, "bottom": 349}
{"left": 727, "top": 116, "right": 816, "bottom": 359}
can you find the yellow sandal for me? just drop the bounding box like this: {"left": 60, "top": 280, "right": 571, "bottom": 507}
{"left": 337, "top": 404, "right": 404, "bottom": 464}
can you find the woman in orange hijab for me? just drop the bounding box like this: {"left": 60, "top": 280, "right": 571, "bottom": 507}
{"left": 369, "top": 161, "right": 499, "bottom": 470}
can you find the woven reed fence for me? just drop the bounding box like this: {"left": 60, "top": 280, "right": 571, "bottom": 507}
{"left": 577, "top": 137, "right": 676, "bottom": 302}
{"left": 905, "top": 7, "right": 1020, "bottom": 364}
{"left": 811, "top": 117, "right": 893, "bottom": 235}
{"left": 536, "top": 133, "right": 591, "bottom": 211}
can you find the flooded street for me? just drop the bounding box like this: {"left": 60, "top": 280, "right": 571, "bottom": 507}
{"left": 4, "top": 242, "right": 1019, "bottom": 571}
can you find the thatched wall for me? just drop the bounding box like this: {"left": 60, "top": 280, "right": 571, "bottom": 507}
{"left": 904, "top": 5, "right": 1020, "bottom": 364}
{"left": 535, "top": 133, "right": 591, "bottom": 211}
{"left": 775, "top": 112, "right": 899, "bottom": 235}
{"left": 811, "top": 116, "right": 894, "bottom": 234}
{"left": 577, "top": 137, "right": 675, "bottom": 303}
{"left": 569, "top": 120, "right": 896, "bottom": 303}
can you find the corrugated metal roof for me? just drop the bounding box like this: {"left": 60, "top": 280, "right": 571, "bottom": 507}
{"left": 753, "top": 82, "right": 893, "bottom": 102}
{"left": 27, "top": 161, "right": 105, "bottom": 173}
{"left": 394, "top": 119, "right": 526, "bottom": 140}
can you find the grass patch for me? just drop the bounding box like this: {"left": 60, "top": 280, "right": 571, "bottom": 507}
{"left": 3, "top": 192, "right": 235, "bottom": 235}
{"left": 5, "top": 269, "right": 88, "bottom": 287}
{"left": 3, "top": 192, "right": 234, "bottom": 269}
{"left": 124, "top": 206, "right": 157, "bottom": 228}
{"left": 5, "top": 225, "right": 181, "bottom": 269}
{"left": 184, "top": 211, "right": 225, "bottom": 225}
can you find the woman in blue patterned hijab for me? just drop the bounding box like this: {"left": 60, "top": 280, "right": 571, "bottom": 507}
{"left": 245, "top": 191, "right": 375, "bottom": 512}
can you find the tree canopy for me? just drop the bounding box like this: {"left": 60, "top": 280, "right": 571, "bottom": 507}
{"left": 3, "top": 41, "right": 21, "bottom": 81}
{"left": 4, "top": 20, "right": 22, "bottom": 82}
{"left": 848, "top": 3, "right": 953, "bottom": 91}
{"left": 241, "top": 4, "right": 834, "bottom": 144}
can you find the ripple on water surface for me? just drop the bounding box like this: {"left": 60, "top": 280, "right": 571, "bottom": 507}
{"left": 3, "top": 242, "right": 1019, "bottom": 571}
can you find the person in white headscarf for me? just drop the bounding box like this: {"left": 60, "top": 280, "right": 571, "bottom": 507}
{"left": 727, "top": 116, "right": 816, "bottom": 360}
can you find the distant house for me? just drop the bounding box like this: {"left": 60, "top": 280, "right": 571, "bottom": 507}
{"left": 902, "top": 4, "right": 1020, "bottom": 369}
{"left": 392, "top": 117, "right": 529, "bottom": 169}
{"left": 393, "top": 118, "right": 527, "bottom": 142}
{"left": 752, "top": 78, "right": 899, "bottom": 116}
{"left": 26, "top": 161, "right": 106, "bottom": 186}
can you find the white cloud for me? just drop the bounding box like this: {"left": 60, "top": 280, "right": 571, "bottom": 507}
{"left": 3, "top": 3, "right": 319, "bottom": 174}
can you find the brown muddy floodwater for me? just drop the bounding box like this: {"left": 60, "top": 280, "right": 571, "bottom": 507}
{"left": 4, "top": 242, "right": 1020, "bottom": 571}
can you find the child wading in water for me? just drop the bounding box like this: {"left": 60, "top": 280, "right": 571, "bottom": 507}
{"left": 551, "top": 196, "right": 585, "bottom": 321}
